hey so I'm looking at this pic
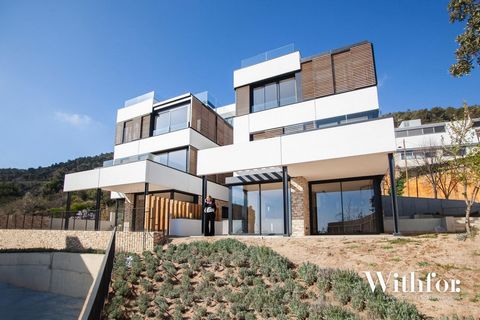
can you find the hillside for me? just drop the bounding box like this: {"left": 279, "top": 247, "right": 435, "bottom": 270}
{"left": 385, "top": 104, "right": 480, "bottom": 127}
{"left": 0, "top": 152, "right": 113, "bottom": 214}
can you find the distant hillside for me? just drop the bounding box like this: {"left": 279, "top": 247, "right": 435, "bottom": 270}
{"left": 0, "top": 152, "right": 113, "bottom": 214}
{"left": 385, "top": 104, "right": 480, "bottom": 127}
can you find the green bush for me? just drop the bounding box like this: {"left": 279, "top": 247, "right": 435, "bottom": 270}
{"left": 322, "top": 305, "right": 358, "bottom": 320}
{"left": 289, "top": 299, "right": 309, "bottom": 320}
{"left": 298, "top": 262, "right": 319, "bottom": 286}
{"left": 331, "top": 269, "right": 360, "bottom": 305}
{"left": 317, "top": 268, "right": 333, "bottom": 292}
{"left": 136, "top": 294, "right": 150, "bottom": 314}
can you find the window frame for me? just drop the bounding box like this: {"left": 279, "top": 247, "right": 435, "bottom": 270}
{"left": 152, "top": 103, "right": 190, "bottom": 136}
{"left": 250, "top": 74, "right": 298, "bottom": 113}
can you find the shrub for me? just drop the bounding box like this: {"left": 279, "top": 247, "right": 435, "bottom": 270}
{"left": 112, "top": 279, "right": 130, "bottom": 297}
{"left": 136, "top": 294, "right": 150, "bottom": 314}
{"left": 289, "top": 299, "right": 309, "bottom": 320}
{"left": 140, "top": 278, "right": 153, "bottom": 292}
{"left": 298, "top": 262, "right": 319, "bottom": 286}
{"left": 154, "top": 296, "right": 169, "bottom": 315}
{"left": 322, "top": 305, "right": 358, "bottom": 320}
{"left": 386, "top": 300, "right": 423, "bottom": 320}
{"left": 331, "top": 270, "right": 360, "bottom": 304}
{"left": 317, "top": 268, "right": 333, "bottom": 292}
{"left": 204, "top": 271, "right": 215, "bottom": 282}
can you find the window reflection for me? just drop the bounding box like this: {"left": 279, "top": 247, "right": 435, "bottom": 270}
{"left": 153, "top": 104, "right": 189, "bottom": 135}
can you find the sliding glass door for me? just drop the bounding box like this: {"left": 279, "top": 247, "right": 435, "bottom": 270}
{"left": 231, "top": 182, "right": 285, "bottom": 235}
{"left": 311, "top": 178, "right": 380, "bottom": 234}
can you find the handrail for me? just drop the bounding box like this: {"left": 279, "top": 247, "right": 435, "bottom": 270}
{"left": 78, "top": 228, "right": 116, "bottom": 320}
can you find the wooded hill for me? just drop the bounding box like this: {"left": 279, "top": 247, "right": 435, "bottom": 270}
{"left": 385, "top": 104, "right": 480, "bottom": 127}
{"left": 0, "top": 153, "right": 113, "bottom": 214}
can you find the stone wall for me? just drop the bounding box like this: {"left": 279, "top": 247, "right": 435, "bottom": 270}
{"left": 290, "top": 177, "right": 310, "bottom": 236}
{"left": 0, "top": 230, "right": 166, "bottom": 253}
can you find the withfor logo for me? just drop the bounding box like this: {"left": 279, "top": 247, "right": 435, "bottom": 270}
{"left": 363, "top": 271, "right": 461, "bottom": 293}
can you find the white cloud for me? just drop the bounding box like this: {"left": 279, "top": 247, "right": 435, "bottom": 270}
{"left": 54, "top": 112, "right": 92, "bottom": 127}
{"left": 378, "top": 74, "right": 389, "bottom": 87}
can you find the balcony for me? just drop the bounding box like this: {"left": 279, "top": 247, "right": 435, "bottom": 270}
{"left": 197, "top": 117, "right": 396, "bottom": 181}
{"left": 240, "top": 44, "right": 295, "bottom": 68}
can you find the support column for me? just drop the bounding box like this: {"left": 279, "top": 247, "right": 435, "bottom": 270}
{"left": 282, "top": 166, "right": 289, "bottom": 236}
{"left": 94, "top": 188, "right": 101, "bottom": 231}
{"left": 114, "top": 199, "right": 119, "bottom": 227}
{"left": 64, "top": 192, "right": 71, "bottom": 230}
{"left": 388, "top": 153, "right": 400, "bottom": 235}
{"left": 201, "top": 176, "right": 207, "bottom": 235}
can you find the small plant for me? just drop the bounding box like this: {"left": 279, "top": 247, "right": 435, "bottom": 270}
{"left": 154, "top": 296, "right": 169, "bottom": 316}
{"left": 317, "top": 268, "right": 333, "bottom": 292}
{"left": 298, "top": 262, "right": 319, "bottom": 286}
{"left": 136, "top": 293, "right": 150, "bottom": 315}
{"left": 322, "top": 305, "right": 357, "bottom": 320}
{"left": 140, "top": 278, "right": 153, "bottom": 292}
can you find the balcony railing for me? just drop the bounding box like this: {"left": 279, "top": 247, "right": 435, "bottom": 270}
{"left": 240, "top": 44, "right": 295, "bottom": 68}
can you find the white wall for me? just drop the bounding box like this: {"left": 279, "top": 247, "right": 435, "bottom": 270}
{"left": 116, "top": 98, "right": 153, "bottom": 123}
{"left": 234, "top": 86, "right": 379, "bottom": 143}
{"left": 216, "top": 103, "right": 235, "bottom": 118}
{"left": 198, "top": 117, "right": 396, "bottom": 175}
{"left": 233, "top": 51, "right": 301, "bottom": 88}
{"left": 169, "top": 219, "right": 228, "bottom": 236}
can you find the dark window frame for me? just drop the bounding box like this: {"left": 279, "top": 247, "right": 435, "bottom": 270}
{"left": 250, "top": 74, "right": 298, "bottom": 113}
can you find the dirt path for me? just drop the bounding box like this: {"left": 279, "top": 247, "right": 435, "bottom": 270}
{"left": 170, "top": 234, "right": 480, "bottom": 319}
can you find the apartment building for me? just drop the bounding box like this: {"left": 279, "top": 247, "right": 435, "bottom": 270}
{"left": 64, "top": 41, "right": 401, "bottom": 236}
{"left": 394, "top": 118, "right": 480, "bottom": 169}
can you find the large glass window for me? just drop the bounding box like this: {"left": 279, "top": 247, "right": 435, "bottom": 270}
{"left": 153, "top": 104, "right": 189, "bottom": 135}
{"left": 311, "top": 179, "right": 378, "bottom": 234}
{"left": 231, "top": 182, "right": 285, "bottom": 235}
{"left": 279, "top": 78, "right": 297, "bottom": 106}
{"left": 251, "top": 77, "right": 297, "bottom": 112}
{"left": 153, "top": 148, "right": 187, "bottom": 172}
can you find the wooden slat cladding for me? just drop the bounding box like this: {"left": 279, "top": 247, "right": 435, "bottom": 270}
{"left": 191, "top": 96, "right": 233, "bottom": 146}
{"left": 189, "top": 147, "right": 197, "bottom": 175}
{"left": 216, "top": 117, "right": 233, "bottom": 146}
{"left": 301, "top": 42, "right": 376, "bottom": 100}
{"left": 115, "top": 122, "right": 124, "bottom": 145}
{"left": 350, "top": 43, "right": 376, "bottom": 89}
{"left": 236, "top": 85, "right": 250, "bottom": 116}
{"left": 141, "top": 115, "right": 151, "bottom": 139}
{"left": 333, "top": 51, "right": 353, "bottom": 93}
{"left": 251, "top": 127, "right": 283, "bottom": 141}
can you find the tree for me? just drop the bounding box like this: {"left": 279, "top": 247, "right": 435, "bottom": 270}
{"left": 412, "top": 142, "right": 459, "bottom": 199}
{"left": 448, "top": 0, "right": 480, "bottom": 76}
{"left": 446, "top": 103, "right": 480, "bottom": 235}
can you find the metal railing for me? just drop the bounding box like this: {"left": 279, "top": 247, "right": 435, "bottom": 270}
{"left": 0, "top": 210, "right": 112, "bottom": 231}
{"left": 79, "top": 228, "right": 116, "bottom": 320}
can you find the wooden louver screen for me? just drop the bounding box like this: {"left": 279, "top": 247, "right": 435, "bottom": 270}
{"left": 144, "top": 195, "right": 221, "bottom": 232}
{"left": 301, "top": 42, "right": 376, "bottom": 100}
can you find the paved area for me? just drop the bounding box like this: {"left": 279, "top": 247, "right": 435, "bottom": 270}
{"left": 0, "top": 282, "right": 84, "bottom": 320}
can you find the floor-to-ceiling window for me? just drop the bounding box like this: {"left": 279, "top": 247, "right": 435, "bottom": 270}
{"left": 231, "top": 182, "right": 286, "bottom": 235}
{"left": 310, "top": 178, "right": 381, "bottom": 234}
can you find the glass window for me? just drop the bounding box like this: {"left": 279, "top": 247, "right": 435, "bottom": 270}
{"left": 341, "top": 180, "right": 376, "bottom": 234}
{"left": 260, "top": 183, "right": 284, "bottom": 234}
{"left": 422, "top": 127, "right": 434, "bottom": 134}
{"left": 170, "top": 105, "right": 188, "bottom": 131}
{"left": 231, "top": 185, "right": 260, "bottom": 234}
{"left": 167, "top": 149, "right": 187, "bottom": 171}
{"left": 311, "top": 179, "right": 379, "bottom": 234}
{"left": 154, "top": 153, "right": 168, "bottom": 165}
{"left": 252, "top": 87, "right": 265, "bottom": 112}
{"left": 434, "top": 126, "right": 446, "bottom": 133}
{"left": 407, "top": 129, "right": 423, "bottom": 136}
{"left": 311, "top": 182, "right": 343, "bottom": 234}
{"left": 395, "top": 130, "right": 408, "bottom": 138}
{"left": 279, "top": 78, "right": 296, "bottom": 106}
{"left": 264, "top": 83, "right": 278, "bottom": 109}
{"left": 154, "top": 111, "right": 170, "bottom": 135}
{"left": 317, "top": 116, "right": 344, "bottom": 129}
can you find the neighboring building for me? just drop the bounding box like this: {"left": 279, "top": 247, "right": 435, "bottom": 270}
{"left": 394, "top": 118, "right": 480, "bottom": 169}
{"left": 64, "top": 92, "right": 233, "bottom": 232}
{"left": 64, "top": 41, "right": 401, "bottom": 236}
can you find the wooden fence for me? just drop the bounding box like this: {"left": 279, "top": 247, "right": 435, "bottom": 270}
{"left": 143, "top": 196, "right": 221, "bottom": 232}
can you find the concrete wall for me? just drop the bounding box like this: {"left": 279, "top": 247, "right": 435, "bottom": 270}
{"left": 0, "top": 252, "right": 103, "bottom": 298}
{"left": 384, "top": 216, "right": 480, "bottom": 234}
{"left": 382, "top": 196, "right": 480, "bottom": 217}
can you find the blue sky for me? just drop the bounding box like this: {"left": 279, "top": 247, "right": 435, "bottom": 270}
{"left": 1, "top": 0, "right": 479, "bottom": 169}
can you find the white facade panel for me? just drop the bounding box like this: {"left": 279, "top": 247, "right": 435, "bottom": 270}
{"left": 99, "top": 161, "right": 147, "bottom": 187}
{"left": 281, "top": 118, "right": 395, "bottom": 165}
{"left": 197, "top": 118, "right": 396, "bottom": 176}
{"left": 248, "top": 99, "right": 316, "bottom": 133}
{"left": 190, "top": 130, "right": 219, "bottom": 150}
{"left": 197, "top": 138, "right": 282, "bottom": 175}
{"left": 114, "top": 129, "right": 191, "bottom": 159}
{"left": 63, "top": 169, "right": 100, "bottom": 192}
{"left": 116, "top": 98, "right": 153, "bottom": 123}
{"left": 314, "top": 86, "right": 379, "bottom": 120}
{"left": 233, "top": 115, "right": 250, "bottom": 144}
{"left": 215, "top": 103, "right": 235, "bottom": 118}
{"left": 233, "top": 52, "right": 301, "bottom": 88}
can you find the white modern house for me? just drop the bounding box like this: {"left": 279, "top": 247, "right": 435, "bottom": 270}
{"left": 64, "top": 41, "right": 402, "bottom": 236}
{"left": 394, "top": 118, "right": 480, "bottom": 169}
